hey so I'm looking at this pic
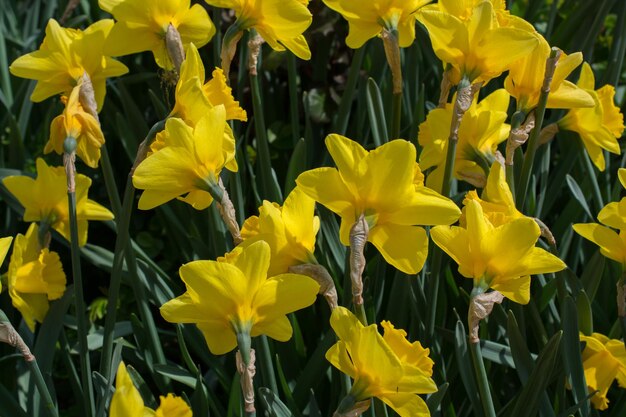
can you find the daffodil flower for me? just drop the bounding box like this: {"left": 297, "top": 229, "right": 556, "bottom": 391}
{"left": 206, "top": 0, "right": 312, "bottom": 60}
{"left": 417, "top": 1, "right": 538, "bottom": 83}
{"left": 431, "top": 200, "right": 566, "bottom": 304}
{"left": 9, "top": 19, "right": 128, "bottom": 111}
{"left": 7, "top": 223, "right": 66, "bottom": 332}
{"left": 326, "top": 307, "right": 436, "bottom": 417}
{"left": 160, "top": 240, "right": 319, "bottom": 355}
{"left": 45, "top": 84, "right": 105, "bottom": 168}
{"left": 170, "top": 44, "right": 247, "bottom": 123}
{"left": 99, "top": 0, "right": 215, "bottom": 70}
{"left": 323, "top": 0, "right": 432, "bottom": 49}
{"left": 462, "top": 162, "right": 524, "bottom": 227}
{"left": 133, "top": 106, "right": 237, "bottom": 211}
{"left": 296, "top": 134, "right": 460, "bottom": 275}
{"left": 110, "top": 362, "right": 192, "bottom": 416}
{"left": 3, "top": 159, "right": 114, "bottom": 247}
{"left": 505, "top": 37, "right": 595, "bottom": 112}
{"left": 579, "top": 333, "right": 626, "bottom": 410}
{"left": 557, "top": 63, "right": 625, "bottom": 171}
{"left": 240, "top": 187, "right": 319, "bottom": 277}
{"left": 419, "top": 89, "right": 511, "bottom": 192}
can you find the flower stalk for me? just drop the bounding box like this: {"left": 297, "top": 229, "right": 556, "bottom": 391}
{"left": 515, "top": 47, "right": 561, "bottom": 209}
{"left": 220, "top": 23, "right": 244, "bottom": 79}
{"left": 63, "top": 133, "right": 95, "bottom": 417}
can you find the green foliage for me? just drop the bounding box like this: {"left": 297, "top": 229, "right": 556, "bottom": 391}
{"left": 0, "top": 0, "right": 626, "bottom": 416}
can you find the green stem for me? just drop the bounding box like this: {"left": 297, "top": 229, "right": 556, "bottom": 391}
{"left": 425, "top": 246, "right": 443, "bottom": 345}
{"left": 516, "top": 48, "right": 560, "bottom": 209}
{"left": 505, "top": 111, "right": 526, "bottom": 198}
{"left": 390, "top": 92, "right": 402, "bottom": 139}
{"left": 469, "top": 340, "right": 497, "bottom": 417}
{"left": 67, "top": 190, "right": 95, "bottom": 417}
{"left": 257, "top": 335, "right": 278, "bottom": 393}
{"left": 334, "top": 47, "right": 366, "bottom": 135}
{"left": 354, "top": 302, "right": 368, "bottom": 326}
{"left": 28, "top": 358, "right": 59, "bottom": 417}
{"left": 98, "top": 176, "right": 134, "bottom": 389}
{"left": 249, "top": 34, "right": 281, "bottom": 203}
{"left": 287, "top": 53, "right": 300, "bottom": 145}
{"left": 99, "top": 145, "right": 122, "bottom": 217}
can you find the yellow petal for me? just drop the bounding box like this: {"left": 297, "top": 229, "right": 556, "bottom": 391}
{"left": 296, "top": 167, "right": 355, "bottom": 215}
{"left": 573, "top": 223, "right": 626, "bottom": 265}
{"left": 368, "top": 223, "right": 429, "bottom": 275}
{"left": 110, "top": 362, "right": 145, "bottom": 417}
{"left": 379, "top": 392, "right": 430, "bottom": 417}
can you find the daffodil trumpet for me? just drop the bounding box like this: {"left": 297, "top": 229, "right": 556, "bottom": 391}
{"left": 515, "top": 47, "right": 561, "bottom": 208}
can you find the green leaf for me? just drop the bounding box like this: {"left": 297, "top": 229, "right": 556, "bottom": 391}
{"left": 365, "top": 78, "right": 388, "bottom": 146}
{"left": 258, "top": 388, "right": 293, "bottom": 417}
{"left": 565, "top": 174, "right": 593, "bottom": 219}
{"left": 154, "top": 364, "right": 196, "bottom": 388}
{"left": 562, "top": 296, "right": 590, "bottom": 417}
{"left": 509, "top": 331, "right": 562, "bottom": 417}
{"left": 454, "top": 320, "right": 483, "bottom": 417}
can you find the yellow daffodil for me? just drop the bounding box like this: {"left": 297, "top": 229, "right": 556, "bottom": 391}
{"left": 573, "top": 223, "right": 626, "bottom": 268}
{"left": 417, "top": 1, "right": 538, "bottom": 83}
{"left": 322, "top": 0, "right": 432, "bottom": 48}
{"left": 160, "top": 240, "right": 319, "bottom": 355}
{"left": 462, "top": 162, "right": 523, "bottom": 227}
{"left": 326, "top": 307, "right": 436, "bottom": 417}
{"left": 110, "top": 362, "right": 192, "bottom": 417}
{"left": 133, "top": 106, "right": 237, "bottom": 210}
{"left": 205, "top": 0, "right": 312, "bottom": 60}
{"left": 579, "top": 333, "right": 626, "bottom": 410}
{"left": 100, "top": 0, "right": 215, "bottom": 70}
{"left": 3, "top": 158, "right": 114, "bottom": 247}
{"left": 45, "top": 84, "right": 105, "bottom": 168}
{"left": 170, "top": 44, "right": 246, "bottom": 123}
{"left": 240, "top": 187, "right": 319, "bottom": 276}
{"left": 7, "top": 223, "right": 66, "bottom": 331}
{"left": 419, "top": 89, "right": 511, "bottom": 191}
{"left": 10, "top": 19, "right": 128, "bottom": 111}
{"left": 296, "top": 134, "right": 460, "bottom": 275}
{"left": 0, "top": 237, "right": 13, "bottom": 293}
{"left": 505, "top": 36, "right": 594, "bottom": 112}
{"left": 427, "top": 0, "right": 531, "bottom": 29}
{"left": 557, "top": 63, "right": 625, "bottom": 171}
{"left": 431, "top": 200, "right": 566, "bottom": 304}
